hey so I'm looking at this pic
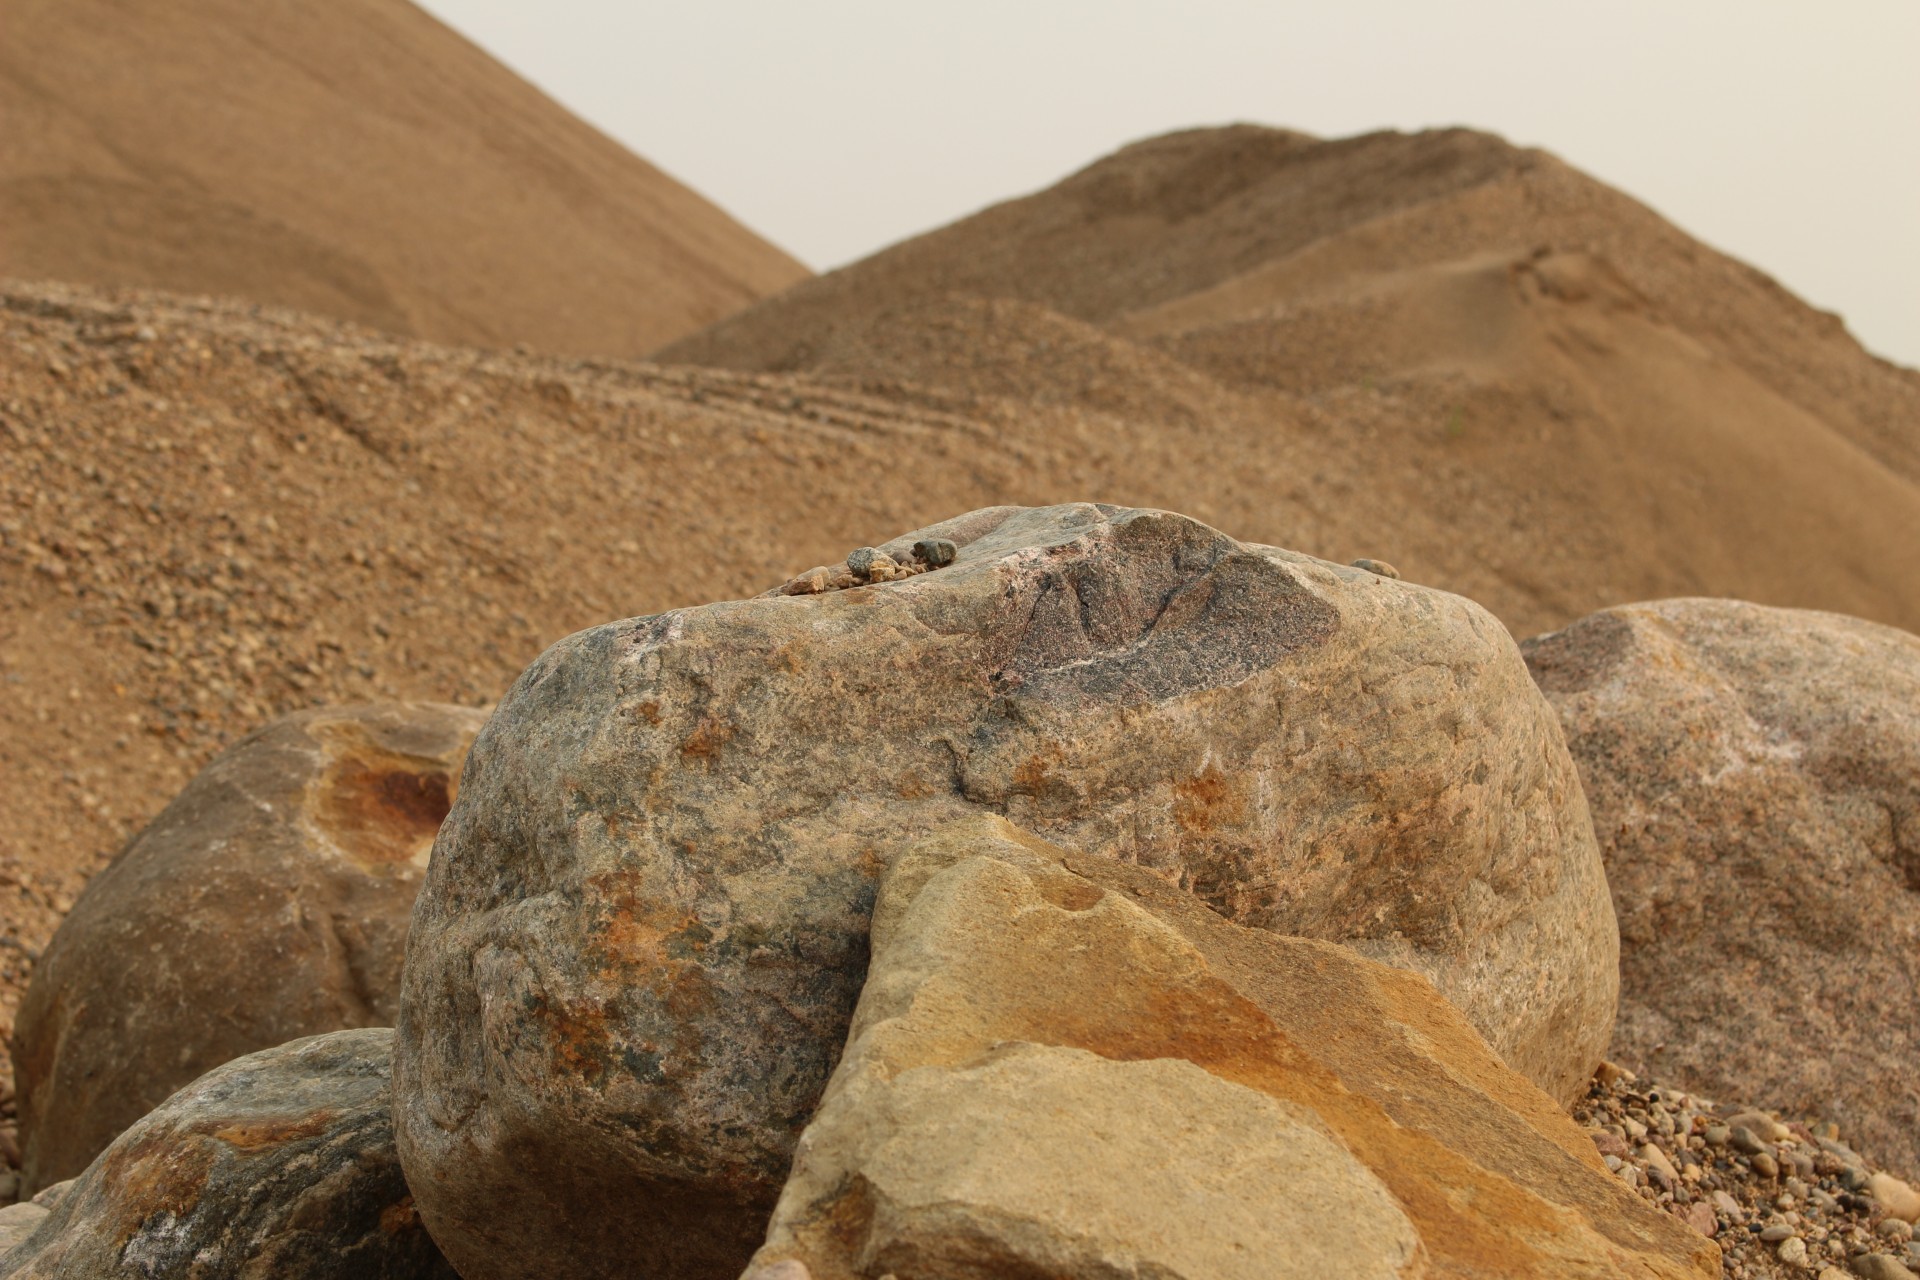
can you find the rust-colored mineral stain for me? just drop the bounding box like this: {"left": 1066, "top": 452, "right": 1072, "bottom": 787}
{"left": 680, "top": 715, "right": 735, "bottom": 761}
{"left": 312, "top": 743, "right": 456, "bottom": 867}
{"left": 100, "top": 1130, "right": 216, "bottom": 1247}
{"left": 210, "top": 1110, "right": 333, "bottom": 1148}
{"left": 380, "top": 1195, "right": 423, "bottom": 1235}
{"left": 1173, "top": 765, "right": 1245, "bottom": 834}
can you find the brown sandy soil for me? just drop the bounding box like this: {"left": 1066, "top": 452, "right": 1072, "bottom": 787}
{"left": 0, "top": 0, "right": 808, "bottom": 357}
{"left": 661, "top": 125, "right": 1920, "bottom": 637}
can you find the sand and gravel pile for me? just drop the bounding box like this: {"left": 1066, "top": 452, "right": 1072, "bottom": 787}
{"left": 3, "top": 16, "right": 1919, "bottom": 1272}
{"left": 0, "top": 0, "right": 806, "bottom": 356}
{"left": 661, "top": 125, "right": 1920, "bottom": 637}
{"left": 1578, "top": 1065, "right": 1920, "bottom": 1280}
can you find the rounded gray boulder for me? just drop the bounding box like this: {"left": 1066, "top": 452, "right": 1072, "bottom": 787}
{"left": 396, "top": 503, "right": 1615, "bottom": 1280}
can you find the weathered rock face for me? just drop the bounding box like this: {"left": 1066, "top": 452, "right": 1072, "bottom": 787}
{"left": 395, "top": 503, "right": 1615, "bottom": 1280}
{"left": 744, "top": 817, "right": 1713, "bottom": 1280}
{"left": 1524, "top": 599, "right": 1920, "bottom": 1176}
{"left": 12, "top": 701, "right": 485, "bottom": 1191}
{"left": 0, "top": 1029, "right": 456, "bottom": 1279}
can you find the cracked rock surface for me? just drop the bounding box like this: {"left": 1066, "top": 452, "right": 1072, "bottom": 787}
{"left": 395, "top": 502, "right": 1616, "bottom": 1280}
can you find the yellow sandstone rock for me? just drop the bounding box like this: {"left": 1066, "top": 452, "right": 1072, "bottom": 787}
{"left": 742, "top": 816, "right": 1716, "bottom": 1280}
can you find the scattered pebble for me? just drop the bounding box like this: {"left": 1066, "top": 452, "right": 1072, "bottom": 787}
{"left": 780, "top": 538, "right": 961, "bottom": 595}
{"left": 1574, "top": 1065, "right": 1920, "bottom": 1278}
{"left": 913, "top": 537, "right": 958, "bottom": 567}
{"left": 1351, "top": 557, "right": 1400, "bottom": 579}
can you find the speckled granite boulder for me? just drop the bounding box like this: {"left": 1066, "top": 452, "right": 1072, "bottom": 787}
{"left": 0, "top": 1029, "right": 455, "bottom": 1279}
{"left": 1526, "top": 598, "right": 1920, "bottom": 1176}
{"left": 12, "top": 702, "right": 485, "bottom": 1191}
{"left": 396, "top": 503, "right": 1615, "bottom": 1280}
{"left": 743, "top": 817, "right": 1714, "bottom": 1280}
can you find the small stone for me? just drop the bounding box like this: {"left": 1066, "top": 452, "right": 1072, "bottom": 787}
{"left": 1713, "top": 1190, "right": 1746, "bottom": 1218}
{"left": 1730, "top": 1125, "right": 1767, "bottom": 1154}
{"left": 1754, "top": 1151, "right": 1780, "bottom": 1178}
{"left": 1871, "top": 1173, "right": 1920, "bottom": 1222}
{"left": 911, "top": 538, "right": 958, "bottom": 568}
{"left": 1851, "top": 1255, "right": 1920, "bottom": 1280}
{"left": 1706, "top": 1124, "right": 1732, "bottom": 1147}
{"left": 742, "top": 1263, "right": 812, "bottom": 1280}
{"left": 1728, "top": 1111, "right": 1791, "bottom": 1142}
{"left": 1593, "top": 1060, "right": 1634, "bottom": 1087}
{"left": 1762, "top": 1223, "right": 1797, "bottom": 1242}
{"left": 781, "top": 568, "right": 831, "bottom": 595}
{"left": 1639, "top": 1143, "right": 1679, "bottom": 1189}
{"left": 0, "top": 1169, "right": 17, "bottom": 1204}
{"left": 1881, "top": 1219, "right": 1916, "bottom": 1243}
{"left": 1779, "top": 1236, "right": 1809, "bottom": 1265}
{"left": 846, "top": 547, "right": 898, "bottom": 581}
{"left": 1623, "top": 1116, "right": 1649, "bottom": 1140}
{"left": 1685, "top": 1200, "right": 1718, "bottom": 1237}
{"left": 1589, "top": 1128, "right": 1631, "bottom": 1160}
{"left": 1351, "top": 558, "right": 1400, "bottom": 579}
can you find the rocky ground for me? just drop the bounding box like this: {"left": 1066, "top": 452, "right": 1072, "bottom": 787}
{"left": 1579, "top": 1065, "right": 1920, "bottom": 1279}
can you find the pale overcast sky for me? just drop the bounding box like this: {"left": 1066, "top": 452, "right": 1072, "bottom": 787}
{"left": 416, "top": 0, "right": 1919, "bottom": 368}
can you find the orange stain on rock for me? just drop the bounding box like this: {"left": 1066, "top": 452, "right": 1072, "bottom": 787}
{"left": 307, "top": 722, "right": 462, "bottom": 868}
{"left": 209, "top": 1111, "right": 334, "bottom": 1149}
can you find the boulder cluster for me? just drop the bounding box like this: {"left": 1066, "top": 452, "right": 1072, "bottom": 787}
{"left": 3, "top": 504, "right": 1917, "bottom": 1280}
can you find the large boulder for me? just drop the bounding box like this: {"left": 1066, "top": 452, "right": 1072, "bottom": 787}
{"left": 395, "top": 503, "right": 1615, "bottom": 1280}
{"left": 744, "top": 817, "right": 1714, "bottom": 1280}
{"left": 11, "top": 701, "right": 485, "bottom": 1191}
{"left": 0, "top": 1029, "right": 456, "bottom": 1279}
{"left": 1524, "top": 599, "right": 1920, "bottom": 1174}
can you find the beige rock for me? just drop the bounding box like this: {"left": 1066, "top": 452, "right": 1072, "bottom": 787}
{"left": 1871, "top": 1173, "right": 1920, "bottom": 1222}
{"left": 1525, "top": 599, "right": 1920, "bottom": 1176}
{"left": 743, "top": 816, "right": 1713, "bottom": 1280}
{"left": 397, "top": 504, "right": 1618, "bottom": 1280}
{"left": 0, "top": 1203, "right": 48, "bottom": 1259}
{"left": 1727, "top": 1111, "right": 1792, "bottom": 1143}
{"left": 10, "top": 701, "right": 485, "bottom": 1191}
